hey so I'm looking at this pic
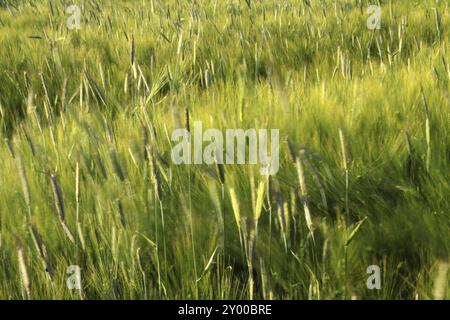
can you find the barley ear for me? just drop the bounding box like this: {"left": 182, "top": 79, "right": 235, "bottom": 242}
{"left": 295, "top": 155, "right": 315, "bottom": 242}
{"left": 338, "top": 128, "right": 348, "bottom": 171}
{"left": 17, "top": 246, "right": 30, "bottom": 299}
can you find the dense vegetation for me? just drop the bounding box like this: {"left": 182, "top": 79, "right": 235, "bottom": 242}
{"left": 0, "top": 0, "right": 448, "bottom": 299}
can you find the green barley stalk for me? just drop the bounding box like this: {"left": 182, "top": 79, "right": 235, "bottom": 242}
{"left": 229, "top": 187, "right": 245, "bottom": 261}
{"left": 215, "top": 155, "right": 225, "bottom": 255}
{"left": 421, "top": 91, "right": 431, "bottom": 174}
{"left": 208, "top": 181, "right": 224, "bottom": 252}
{"left": 185, "top": 107, "right": 191, "bottom": 136}
{"left": 142, "top": 125, "right": 149, "bottom": 161}
{"left": 248, "top": 180, "right": 265, "bottom": 299}
{"left": 339, "top": 127, "right": 350, "bottom": 298}
{"left": 277, "top": 204, "right": 287, "bottom": 252}
{"left": 295, "top": 155, "right": 314, "bottom": 242}
{"left": 116, "top": 199, "right": 126, "bottom": 227}
{"left": 75, "top": 163, "right": 85, "bottom": 251}
{"left": 130, "top": 34, "right": 136, "bottom": 73}
{"left": 75, "top": 162, "right": 80, "bottom": 223}
{"left": 229, "top": 188, "right": 241, "bottom": 231}
{"left": 109, "top": 148, "right": 125, "bottom": 181}
{"left": 184, "top": 107, "right": 198, "bottom": 296}
{"left": 146, "top": 145, "right": 166, "bottom": 296}
{"left": 339, "top": 127, "right": 350, "bottom": 223}
{"left": 433, "top": 8, "right": 442, "bottom": 42}
{"left": 259, "top": 258, "right": 268, "bottom": 300}
{"left": 290, "top": 189, "right": 298, "bottom": 245}
{"left": 50, "top": 174, "right": 75, "bottom": 243}
{"left": 16, "top": 153, "right": 31, "bottom": 222}
{"left": 254, "top": 181, "right": 265, "bottom": 234}
{"left": 302, "top": 155, "right": 328, "bottom": 210}
{"left": 22, "top": 126, "right": 36, "bottom": 156}
{"left": 5, "top": 138, "right": 15, "bottom": 158}
{"left": 29, "top": 224, "right": 54, "bottom": 282}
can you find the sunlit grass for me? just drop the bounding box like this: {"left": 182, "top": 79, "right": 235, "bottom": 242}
{"left": 0, "top": 0, "right": 448, "bottom": 300}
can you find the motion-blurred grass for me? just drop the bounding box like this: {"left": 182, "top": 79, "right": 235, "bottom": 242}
{"left": 0, "top": 0, "right": 448, "bottom": 299}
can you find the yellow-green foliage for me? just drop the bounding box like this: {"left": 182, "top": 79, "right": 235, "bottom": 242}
{"left": 0, "top": 0, "right": 449, "bottom": 299}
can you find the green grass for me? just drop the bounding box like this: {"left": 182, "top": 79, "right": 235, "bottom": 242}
{"left": 0, "top": 0, "right": 449, "bottom": 299}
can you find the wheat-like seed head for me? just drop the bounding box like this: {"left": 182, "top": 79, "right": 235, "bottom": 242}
{"left": 338, "top": 128, "right": 348, "bottom": 171}
{"left": 254, "top": 181, "right": 265, "bottom": 224}
{"left": 296, "top": 155, "right": 314, "bottom": 241}
{"left": 17, "top": 246, "right": 30, "bottom": 299}
{"left": 229, "top": 188, "right": 241, "bottom": 230}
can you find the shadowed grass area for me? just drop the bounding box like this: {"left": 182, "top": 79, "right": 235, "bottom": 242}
{"left": 0, "top": 0, "right": 448, "bottom": 299}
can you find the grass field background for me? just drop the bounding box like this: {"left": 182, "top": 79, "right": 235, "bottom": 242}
{"left": 0, "top": 0, "right": 449, "bottom": 299}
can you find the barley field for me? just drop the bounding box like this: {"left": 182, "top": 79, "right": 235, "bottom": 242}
{"left": 0, "top": 0, "right": 449, "bottom": 300}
